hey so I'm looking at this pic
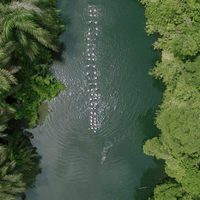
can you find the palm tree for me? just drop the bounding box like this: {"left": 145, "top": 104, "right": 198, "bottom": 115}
{"left": 0, "top": 2, "right": 58, "bottom": 62}
{"left": 0, "top": 146, "right": 26, "bottom": 200}
{"left": 0, "top": 42, "right": 13, "bottom": 66}
{"left": 0, "top": 68, "right": 17, "bottom": 92}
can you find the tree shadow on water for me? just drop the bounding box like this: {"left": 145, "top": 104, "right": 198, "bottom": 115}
{"left": 133, "top": 160, "right": 166, "bottom": 200}
{"left": 133, "top": 104, "right": 166, "bottom": 199}
{"left": 138, "top": 107, "right": 160, "bottom": 140}
{"left": 152, "top": 76, "right": 165, "bottom": 95}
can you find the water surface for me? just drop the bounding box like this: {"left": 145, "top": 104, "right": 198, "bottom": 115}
{"left": 26, "top": 0, "right": 162, "bottom": 199}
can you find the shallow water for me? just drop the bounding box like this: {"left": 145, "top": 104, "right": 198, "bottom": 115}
{"left": 26, "top": 0, "right": 163, "bottom": 199}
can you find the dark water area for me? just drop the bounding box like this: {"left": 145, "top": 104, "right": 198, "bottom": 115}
{"left": 25, "top": 0, "right": 163, "bottom": 199}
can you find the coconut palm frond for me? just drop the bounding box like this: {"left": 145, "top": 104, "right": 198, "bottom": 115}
{"left": 9, "top": 1, "right": 43, "bottom": 14}
{"left": 0, "top": 68, "right": 17, "bottom": 91}
{"left": 1, "top": 9, "right": 58, "bottom": 60}
{"left": 0, "top": 146, "right": 26, "bottom": 197}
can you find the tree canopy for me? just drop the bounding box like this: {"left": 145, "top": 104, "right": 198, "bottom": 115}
{"left": 0, "top": 0, "right": 65, "bottom": 199}
{"left": 141, "top": 0, "right": 200, "bottom": 199}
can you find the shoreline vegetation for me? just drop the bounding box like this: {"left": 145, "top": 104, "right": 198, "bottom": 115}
{"left": 0, "top": 0, "right": 65, "bottom": 199}
{"left": 141, "top": 0, "right": 200, "bottom": 199}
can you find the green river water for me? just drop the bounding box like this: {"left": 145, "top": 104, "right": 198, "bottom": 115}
{"left": 26, "top": 0, "right": 163, "bottom": 199}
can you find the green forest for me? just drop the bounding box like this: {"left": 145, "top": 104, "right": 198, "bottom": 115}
{"left": 141, "top": 0, "right": 200, "bottom": 199}
{"left": 0, "top": 0, "right": 64, "bottom": 199}
{"left": 0, "top": 0, "right": 199, "bottom": 199}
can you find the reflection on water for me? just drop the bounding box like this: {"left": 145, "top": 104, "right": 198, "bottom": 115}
{"left": 84, "top": 5, "right": 101, "bottom": 133}
{"left": 25, "top": 0, "right": 162, "bottom": 200}
{"left": 101, "top": 141, "right": 112, "bottom": 165}
{"left": 38, "top": 102, "right": 51, "bottom": 125}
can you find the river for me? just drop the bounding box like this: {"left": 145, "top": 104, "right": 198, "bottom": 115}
{"left": 26, "top": 0, "right": 163, "bottom": 200}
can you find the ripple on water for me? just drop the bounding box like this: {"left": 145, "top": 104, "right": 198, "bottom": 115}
{"left": 83, "top": 5, "right": 103, "bottom": 134}
{"left": 26, "top": 1, "right": 161, "bottom": 200}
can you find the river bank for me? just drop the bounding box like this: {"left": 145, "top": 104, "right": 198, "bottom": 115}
{"left": 0, "top": 1, "right": 64, "bottom": 199}
{"left": 141, "top": 0, "right": 200, "bottom": 199}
